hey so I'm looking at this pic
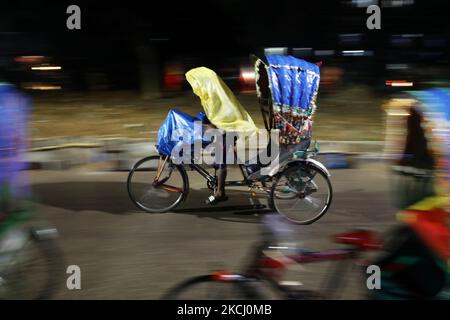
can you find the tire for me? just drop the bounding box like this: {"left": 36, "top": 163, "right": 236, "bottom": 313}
{"left": 270, "top": 164, "right": 332, "bottom": 225}
{"left": 127, "top": 155, "right": 188, "bottom": 213}
{"left": 0, "top": 228, "right": 64, "bottom": 300}
{"left": 162, "top": 274, "right": 284, "bottom": 300}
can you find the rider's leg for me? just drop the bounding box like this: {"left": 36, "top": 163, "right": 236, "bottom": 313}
{"left": 206, "top": 133, "right": 229, "bottom": 204}
{"left": 214, "top": 165, "right": 227, "bottom": 199}
{"left": 214, "top": 132, "right": 236, "bottom": 199}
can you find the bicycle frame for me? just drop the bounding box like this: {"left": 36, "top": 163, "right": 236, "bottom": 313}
{"left": 188, "top": 163, "right": 254, "bottom": 188}
{"left": 152, "top": 151, "right": 326, "bottom": 198}
{"left": 283, "top": 248, "right": 360, "bottom": 297}
{"left": 142, "top": 148, "right": 332, "bottom": 221}
{"left": 238, "top": 229, "right": 382, "bottom": 298}
{"left": 162, "top": 229, "right": 382, "bottom": 300}
{"left": 198, "top": 244, "right": 363, "bottom": 299}
{"left": 286, "top": 248, "right": 357, "bottom": 264}
{"left": 153, "top": 138, "right": 324, "bottom": 190}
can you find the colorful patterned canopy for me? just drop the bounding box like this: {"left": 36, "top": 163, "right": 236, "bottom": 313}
{"left": 265, "top": 55, "right": 320, "bottom": 145}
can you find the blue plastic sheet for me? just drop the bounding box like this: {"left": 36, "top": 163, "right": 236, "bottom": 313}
{"left": 156, "top": 109, "right": 211, "bottom": 156}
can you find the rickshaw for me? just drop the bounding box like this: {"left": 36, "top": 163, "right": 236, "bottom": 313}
{"left": 127, "top": 54, "right": 333, "bottom": 225}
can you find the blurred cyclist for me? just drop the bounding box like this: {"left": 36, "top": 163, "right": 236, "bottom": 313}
{"left": 0, "top": 68, "right": 31, "bottom": 226}
{"left": 372, "top": 91, "right": 449, "bottom": 299}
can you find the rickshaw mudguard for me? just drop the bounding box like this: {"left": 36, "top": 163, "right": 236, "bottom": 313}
{"left": 285, "top": 158, "right": 331, "bottom": 177}
{"left": 266, "top": 157, "right": 331, "bottom": 177}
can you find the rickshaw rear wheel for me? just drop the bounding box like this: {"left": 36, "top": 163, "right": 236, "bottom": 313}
{"left": 270, "top": 164, "right": 332, "bottom": 225}
{"left": 127, "top": 155, "right": 188, "bottom": 213}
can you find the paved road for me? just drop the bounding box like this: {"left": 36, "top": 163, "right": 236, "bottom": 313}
{"left": 27, "top": 162, "right": 397, "bottom": 299}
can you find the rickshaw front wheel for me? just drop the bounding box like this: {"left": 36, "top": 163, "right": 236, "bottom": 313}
{"left": 127, "top": 155, "right": 188, "bottom": 213}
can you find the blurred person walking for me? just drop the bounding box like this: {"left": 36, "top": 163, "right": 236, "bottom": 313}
{"left": 0, "top": 68, "right": 31, "bottom": 226}
{"left": 0, "top": 69, "right": 62, "bottom": 300}
{"left": 373, "top": 90, "right": 450, "bottom": 299}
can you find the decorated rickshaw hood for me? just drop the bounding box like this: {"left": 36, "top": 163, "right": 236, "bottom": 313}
{"left": 266, "top": 54, "right": 320, "bottom": 117}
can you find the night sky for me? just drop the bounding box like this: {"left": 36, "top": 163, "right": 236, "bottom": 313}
{"left": 2, "top": 0, "right": 449, "bottom": 52}
{"left": 1, "top": 0, "right": 449, "bottom": 90}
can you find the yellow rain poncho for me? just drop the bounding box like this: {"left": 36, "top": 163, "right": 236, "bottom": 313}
{"left": 185, "top": 67, "right": 259, "bottom": 135}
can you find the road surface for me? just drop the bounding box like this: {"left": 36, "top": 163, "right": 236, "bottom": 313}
{"left": 27, "top": 162, "right": 397, "bottom": 299}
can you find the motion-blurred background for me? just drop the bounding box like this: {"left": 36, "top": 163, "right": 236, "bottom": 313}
{"left": 0, "top": 0, "right": 448, "bottom": 299}
{"left": 1, "top": 0, "right": 449, "bottom": 143}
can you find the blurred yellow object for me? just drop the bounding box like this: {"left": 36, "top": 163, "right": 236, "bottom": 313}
{"left": 397, "top": 195, "right": 449, "bottom": 223}
{"left": 407, "top": 195, "right": 449, "bottom": 212}
{"left": 186, "top": 67, "right": 259, "bottom": 134}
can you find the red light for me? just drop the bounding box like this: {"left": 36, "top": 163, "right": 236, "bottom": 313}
{"left": 163, "top": 73, "right": 183, "bottom": 91}
{"left": 385, "top": 80, "right": 414, "bottom": 87}
{"left": 239, "top": 67, "right": 256, "bottom": 93}
{"left": 14, "top": 56, "right": 44, "bottom": 64}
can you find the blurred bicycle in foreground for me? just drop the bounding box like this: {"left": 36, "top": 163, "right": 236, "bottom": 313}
{"left": 163, "top": 213, "right": 448, "bottom": 300}
{"left": 162, "top": 214, "right": 383, "bottom": 300}
{"left": 0, "top": 188, "right": 63, "bottom": 300}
